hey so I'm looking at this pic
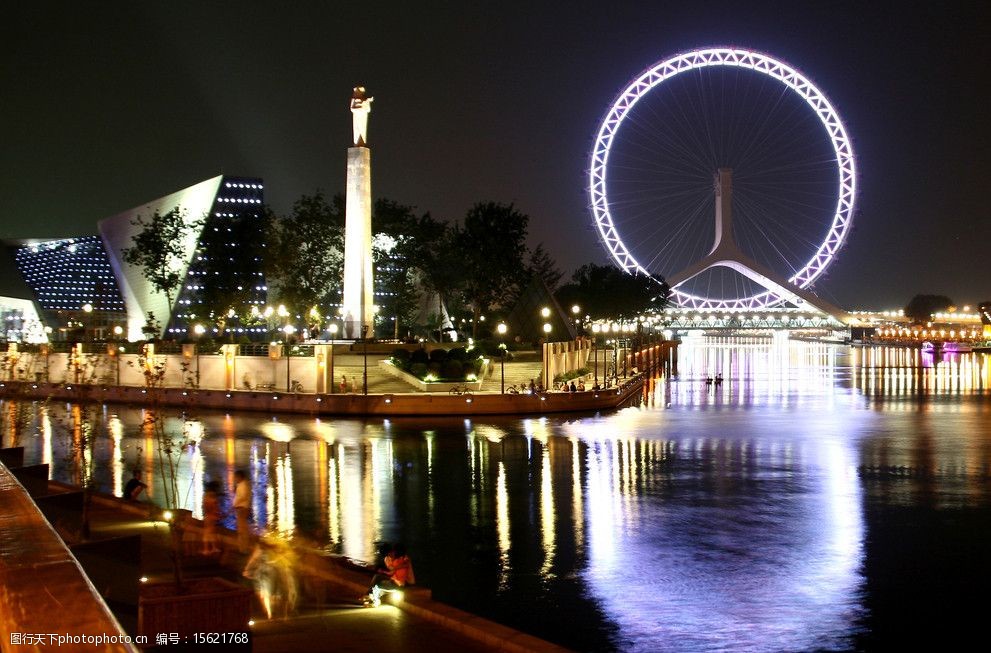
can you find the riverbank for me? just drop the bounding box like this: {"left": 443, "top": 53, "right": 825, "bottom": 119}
{"left": 0, "top": 452, "right": 572, "bottom": 653}
{"left": 0, "top": 377, "right": 646, "bottom": 416}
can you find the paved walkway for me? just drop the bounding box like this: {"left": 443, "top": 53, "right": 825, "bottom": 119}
{"left": 82, "top": 498, "right": 521, "bottom": 652}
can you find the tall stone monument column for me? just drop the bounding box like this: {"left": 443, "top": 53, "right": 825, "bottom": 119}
{"left": 342, "top": 86, "right": 375, "bottom": 339}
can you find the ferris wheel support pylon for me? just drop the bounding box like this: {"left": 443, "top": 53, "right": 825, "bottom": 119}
{"left": 665, "top": 169, "right": 850, "bottom": 321}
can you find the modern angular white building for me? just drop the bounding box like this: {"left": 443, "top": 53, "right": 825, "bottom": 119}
{"left": 4, "top": 175, "right": 269, "bottom": 341}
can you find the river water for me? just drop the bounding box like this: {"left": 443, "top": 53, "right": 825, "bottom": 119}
{"left": 6, "top": 338, "right": 991, "bottom": 651}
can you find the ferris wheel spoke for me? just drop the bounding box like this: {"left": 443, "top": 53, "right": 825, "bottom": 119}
{"left": 620, "top": 113, "right": 714, "bottom": 174}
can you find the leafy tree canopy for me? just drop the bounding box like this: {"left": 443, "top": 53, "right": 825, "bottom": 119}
{"left": 904, "top": 294, "right": 953, "bottom": 322}
{"left": 266, "top": 192, "right": 344, "bottom": 313}
{"left": 121, "top": 208, "right": 203, "bottom": 310}
{"left": 556, "top": 263, "right": 668, "bottom": 319}
{"left": 527, "top": 243, "right": 562, "bottom": 292}
{"left": 457, "top": 201, "right": 530, "bottom": 336}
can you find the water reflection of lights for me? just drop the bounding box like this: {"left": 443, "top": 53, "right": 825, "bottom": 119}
{"left": 570, "top": 437, "right": 584, "bottom": 558}
{"left": 496, "top": 461, "right": 510, "bottom": 589}
{"left": 259, "top": 420, "right": 294, "bottom": 443}
{"left": 40, "top": 405, "right": 53, "bottom": 477}
{"left": 267, "top": 452, "right": 295, "bottom": 536}
{"left": 580, "top": 426, "right": 865, "bottom": 650}
{"left": 539, "top": 440, "right": 555, "bottom": 577}
{"left": 853, "top": 346, "right": 989, "bottom": 396}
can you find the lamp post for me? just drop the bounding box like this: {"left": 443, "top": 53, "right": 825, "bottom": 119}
{"left": 81, "top": 303, "right": 93, "bottom": 342}
{"left": 542, "top": 322, "right": 552, "bottom": 390}
{"left": 193, "top": 324, "right": 205, "bottom": 388}
{"left": 497, "top": 322, "right": 508, "bottom": 394}
{"left": 44, "top": 326, "right": 52, "bottom": 382}
{"left": 591, "top": 323, "right": 600, "bottom": 387}
{"left": 113, "top": 325, "right": 123, "bottom": 386}
{"left": 283, "top": 324, "right": 295, "bottom": 392}
{"left": 362, "top": 324, "right": 369, "bottom": 395}
{"left": 328, "top": 323, "right": 338, "bottom": 393}
{"left": 611, "top": 322, "right": 620, "bottom": 385}
{"left": 571, "top": 304, "right": 581, "bottom": 335}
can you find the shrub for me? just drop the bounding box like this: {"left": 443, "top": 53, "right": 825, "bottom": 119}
{"left": 553, "top": 366, "right": 591, "bottom": 383}
{"left": 410, "top": 362, "right": 428, "bottom": 378}
{"left": 447, "top": 347, "right": 468, "bottom": 361}
{"left": 392, "top": 348, "right": 411, "bottom": 364}
{"left": 411, "top": 349, "right": 429, "bottom": 365}
{"left": 428, "top": 361, "right": 442, "bottom": 375}
{"left": 443, "top": 360, "right": 463, "bottom": 379}
{"left": 429, "top": 348, "right": 448, "bottom": 363}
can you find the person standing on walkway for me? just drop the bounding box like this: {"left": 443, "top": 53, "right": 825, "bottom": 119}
{"left": 201, "top": 480, "right": 222, "bottom": 556}
{"left": 233, "top": 470, "right": 253, "bottom": 553}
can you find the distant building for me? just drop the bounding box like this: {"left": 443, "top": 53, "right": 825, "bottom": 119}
{"left": 3, "top": 175, "right": 268, "bottom": 341}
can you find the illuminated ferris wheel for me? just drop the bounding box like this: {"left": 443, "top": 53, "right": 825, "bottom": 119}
{"left": 589, "top": 47, "right": 857, "bottom": 311}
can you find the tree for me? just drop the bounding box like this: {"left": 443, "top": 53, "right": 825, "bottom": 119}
{"left": 266, "top": 192, "right": 345, "bottom": 315}
{"left": 904, "top": 294, "right": 953, "bottom": 323}
{"left": 371, "top": 199, "right": 428, "bottom": 339}
{"left": 121, "top": 208, "right": 203, "bottom": 313}
{"left": 405, "top": 213, "right": 461, "bottom": 340}
{"left": 556, "top": 263, "right": 668, "bottom": 319}
{"left": 457, "top": 202, "right": 530, "bottom": 337}
{"left": 526, "top": 243, "right": 562, "bottom": 292}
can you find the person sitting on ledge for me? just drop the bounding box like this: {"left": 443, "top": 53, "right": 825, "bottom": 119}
{"left": 363, "top": 543, "right": 415, "bottom": 607}
{"left": 123, "top": 470, "right": 147, "bottom": 501}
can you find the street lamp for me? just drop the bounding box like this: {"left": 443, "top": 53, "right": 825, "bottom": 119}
{"left": 362, "top": 324, "right": 370, "bottom": 395}
{"left": 81, "top": 303, "right": 93, "bottom": 342}
{"left": 113, "top": 325, "right": 124, "bottom": 385}
{"left": 193, "top": 324, "right": 206, "bottom": 388}
{"left": 571, "top": 304, "right": 581, "bottom": 335}
{"left": 497, "top": 322, "right": 508, "bottom": 394}
{"left": 591, "top": 323, "right": 600, "bottom": 387}
{"left": 283, "top": 324, "right": 295, "bottom": 392}
{"left": 542, "top": 322, "right": 551, "bottom": 390}
{"left": 328, "top": 323, "right": 338, "bottom": 393}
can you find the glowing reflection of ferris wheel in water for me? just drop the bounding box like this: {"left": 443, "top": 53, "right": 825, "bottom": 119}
{"left": 589, "top": 48, "right": 857, "bottom": 311}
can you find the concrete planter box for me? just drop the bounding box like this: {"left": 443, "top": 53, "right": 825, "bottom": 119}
{"left": 138, "top": 577, "right": 252, "bottom": 648}
{"left": 378, "top": 359, "right": 488, "bottom": 392}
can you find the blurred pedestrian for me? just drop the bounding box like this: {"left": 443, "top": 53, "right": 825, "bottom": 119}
{"left": 201, "top": 480, "right": 222, "bottom": 556}
{"left": 123, "top": 470, "right": 147, "bottom": 501}
{"left": 233, "top": 470, "right": 253, "bottom": 553}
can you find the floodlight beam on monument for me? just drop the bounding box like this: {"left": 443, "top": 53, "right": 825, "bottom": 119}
{"left": 588, "top": 47, "right": 857, "bottom": 322}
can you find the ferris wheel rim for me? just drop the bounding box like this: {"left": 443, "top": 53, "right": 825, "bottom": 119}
{"left": 588, "top": 47, "right": 857, "bottom": 310}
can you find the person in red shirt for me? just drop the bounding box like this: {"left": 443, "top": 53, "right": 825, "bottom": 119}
{"left": 363, "top": 544, "right": 415, "bottom": 606}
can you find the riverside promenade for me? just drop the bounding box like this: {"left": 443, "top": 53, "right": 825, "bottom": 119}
{"left": 0, "top": 452, "right": 572, "bottom": 653}
{"left": 0, "top": 376, "right": 647, "bottom": 418}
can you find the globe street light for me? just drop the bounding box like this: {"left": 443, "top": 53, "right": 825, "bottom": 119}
{"left": 283, "top": 324, "right": 295, "bottom": 392}
{"left": 571, "top": 304, "right": 581, "bottom": 335}
{"left": 542, "top": 322, "right": 552, "bottom": 390}
{"left": 193, "top": 324, "right": 206, "bottom": 388}
{"left": 591, "top": 323, "right": 601, "bottom": 387}
{"left": 497, "top": 322, "right": 508, "bottom": 394}
{"left": 81, "top": 303, "right": 93, "bottom": 342}
{"left": 113, "top": 325, "right": 124, "bottom": 385}
{"left": 328, "top": 323, "right": 339, "bottom": 393}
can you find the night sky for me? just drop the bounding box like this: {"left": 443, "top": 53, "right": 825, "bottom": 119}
{"left": 2, "top": 2, "right": 988, "bottom": 310}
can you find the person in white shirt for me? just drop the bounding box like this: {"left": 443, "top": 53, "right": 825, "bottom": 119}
{"left": 233, "top": 470, "right": 253, "bottom": 553}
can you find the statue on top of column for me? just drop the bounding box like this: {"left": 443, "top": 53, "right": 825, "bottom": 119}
{"left": 350, "top": 86, "right": 373, "bottom": 147}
